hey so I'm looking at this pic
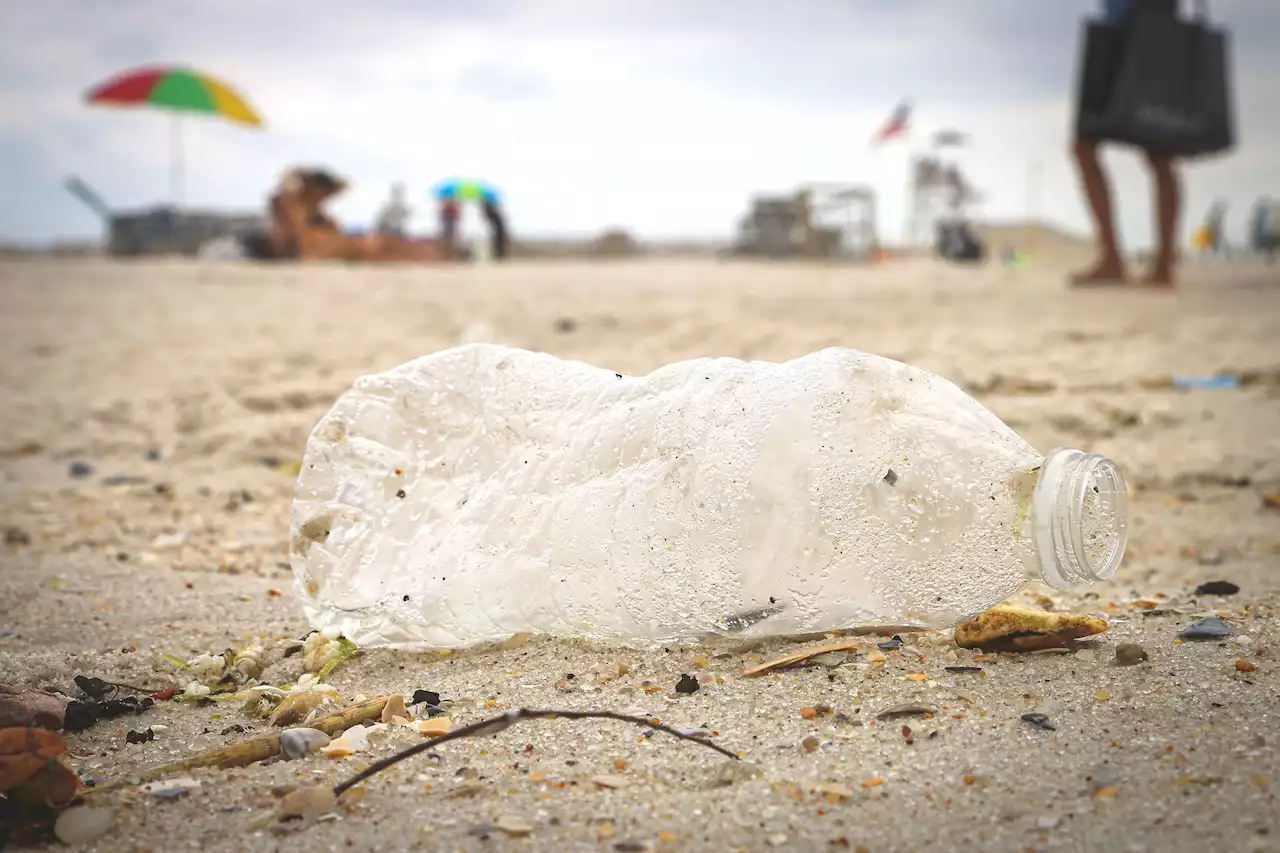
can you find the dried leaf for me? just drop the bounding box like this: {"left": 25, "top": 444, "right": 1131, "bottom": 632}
{"left": 743, "top": 640, "right": 861, "bottom": 677}
{"left": 0, "top": 686, "right": 67, "bottom": 730}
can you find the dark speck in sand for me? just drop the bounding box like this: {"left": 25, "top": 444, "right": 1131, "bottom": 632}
{"left": 675, "top": 674, "right": 700, "bottom": 694}
{"left": 68, "top": 461, "right": 94, "bottom": 479}
{"left": 1194, "top": 580, "right": 1239, "bottom": 596}
{"left": 1021, "top": 712, "right": 1056, "bottom": 731}
{"left": 1177, "top": 615, "right": 1234, "bottom": 640}
{"left": 944, "top": 665, "right": 984, "bottom": 673}
{"left": 883, "top": 468, "right": 898, "bottom": 486}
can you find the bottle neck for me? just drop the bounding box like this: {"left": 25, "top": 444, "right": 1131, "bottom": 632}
{"left": 1026, "top": 448, "right": 1129, "bottom": 590}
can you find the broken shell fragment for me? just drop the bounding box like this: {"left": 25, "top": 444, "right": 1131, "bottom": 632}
{"left": 954, "top": 605, "right": 1108, "bottom": 652}
{"left": 280, "top": 728, "right": 331, "bottom": 760}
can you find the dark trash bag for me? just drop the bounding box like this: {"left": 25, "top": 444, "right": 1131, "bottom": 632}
{"left": 1074, "top": 2, "right": 1235, "bottom": 158}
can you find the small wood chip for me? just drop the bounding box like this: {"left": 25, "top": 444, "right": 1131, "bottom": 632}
{"left": 862, "top": 777, "right": 886, "bottom": 788}
{"left": 743, "top": 640, "right": 861, "bottom": 676}
{"left": 592, "top": 774, "right": 628, "bottom": 789}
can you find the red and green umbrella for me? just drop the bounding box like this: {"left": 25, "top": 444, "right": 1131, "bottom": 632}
{"left": 85, "top": 65, "right": 264, "bottom": 203}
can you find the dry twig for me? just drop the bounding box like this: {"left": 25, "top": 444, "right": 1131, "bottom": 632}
{"left": 334, "top": 708, "right": 739, "bottom": 796}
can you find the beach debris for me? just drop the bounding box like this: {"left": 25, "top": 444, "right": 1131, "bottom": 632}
{"left": 0, "top": 727, "right": 79, "bottom": 808}
{"left": 743, "top": 640, "right": 861, "bottom": 676}
{"left": 53, "top": 805, "right": 114, "bottom": 845}
{"left": 63, "top": 694, "right": 152, "bottom": 732}
{"left": 272, "top": 785, "right": 337, "bottom": 833}
{"left": 809, "top": 652, "right": 850, "bottom": 668}
{"left": 1114, "top": 644, "right": 1149, "bottom": 666}
{"left": 1264, "top": 492, "right": 1280, "bottom": 512}
{"left": 954, "top": 605, "right": 1108, "bottom": 652}
{"left": 802, "top": 735, "right": 821, "bottom": 753}
{"left": 495, "top": 814, "right": 536, "bottom": 836}
{"left": 553, "top": 317, "right": 578, "bottom": 334}
{"left": 674, "top": 674, "right": 700, "bottom": 694}
{"left": 814, "top": 781, "right": 853, "bottom": 802}
{"left": 592, "top": 774, "right": 628, "bottom": 789}
{"left": 321, "top": 724, "right": 375, "bottom": 759}
{"left": 280, "top": 728, "right": 331, "bottom": 759}
{"left": 1177, "top": 616, "right": 1234, "bottom": 640}
{"left": 271, "top": 689, "right": 327, "bottom": 727}
{"left": 1194, "top": 580, "right": 1239, "bottom": 596}
{"left": 411, "top": 689, "right": 442, "bottom": 707}
{"left": 67, "top": 461, "right": 94, "bottom": 479}
{"left": 302, "top": 633, "right": 358, "bottom": 679}
{"left": 1020, "top": 712, "right": 1056, "bottom": 731}
{"left": 1236, "top": 658, "right": 1256, "bottom": 674}
{"left": 413, "top": 717, "right": 452, "bottom": 737}
{"left": 88, "top": 696, "right": 391, "bottom": 791}
{"left": 875, "top": 703, "right": 936, "bottom": 720}
{"left": 380, "top": 695, "right": 409, "bottom": 723}
{"left": 0, "top": 686, "right": 66, "bottom": 730}
{"left": 125, "top": 728, "right": 154, "bottom": 744}
{"left": 877, "top": 635, "right": 904, "bottom": 651}
{"left": 140, "top": 777, "right": 200, "bottom": 800}
{"left": 943, "top": 666, "right": 984, "bottom": 674}
{"left": 3, "top": 526, "right": 30, "bottom": 546}
{"left": 331, "top": 708, "right": 739, "bottom": 798}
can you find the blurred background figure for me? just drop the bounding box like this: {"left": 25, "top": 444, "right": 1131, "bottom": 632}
{"left": 375, "top": 183, "right": 412, "bottom": 239}
{"left": 433, "top": 179, "right": 509, "bottom": 262}
{"left": 1072, "top": 0, "right": 1182, "bottom": 288}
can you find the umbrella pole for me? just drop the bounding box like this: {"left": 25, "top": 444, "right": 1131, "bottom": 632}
{"left": 170, "top": 113, "right": 183, "bottom": 207}
{"left": 169, "top": 113, "right": 183, "bottom": 255}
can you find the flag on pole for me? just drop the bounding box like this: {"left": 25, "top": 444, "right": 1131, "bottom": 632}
{"left": 871, "top": 100, "right": 912, "bottom": 145}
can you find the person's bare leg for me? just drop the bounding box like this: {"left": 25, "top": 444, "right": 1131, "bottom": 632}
{"left": 1142, "top": 152, "right": 1181, "bottom": 287}
{"left": 1072, "top": 137, "right": 1127, "bottom": 284}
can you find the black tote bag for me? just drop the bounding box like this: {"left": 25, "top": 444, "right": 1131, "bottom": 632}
{"left": 1073, "top": 1, "right": 1236, "bottom": 158}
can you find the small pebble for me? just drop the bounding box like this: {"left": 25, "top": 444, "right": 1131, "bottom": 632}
{"left": 802, "top": 735, "right": 820, "bottom": 753}
{"left": 495, "top": 815, "right": 535, "bottom": 836}
{"left": 767, "top": 834, "right": 789, "bottom": 847}
{"left": 878, "top": 635, "right": 904, "bottom": 650}
{"left": 54, "top": 806, "right": 114, "bottom": 845}
{"left": 1021, "top": 712, "right": 1056, "bottom": 731}
{"left": 140, "top": 777, "right": 200, "bottom": 799}
{"left": 68, "top": 461, "right": 95, "bottom": 479}
{"left": 1037, "top": 814, "right": 1061, "bottom": 830}
{"left": 1075, "top": 649, "right": 1097, "bottom": 662}
{"left": 1114, "top": 644, "right": 1149, "bottom": 666}
{"left": 280, "top": 727, "right": 331, "bottom": 759}
{"left": 1236, "top": 658, "right": 1256, "bottom": 673}
{"left": 1194, "top": 580, "right": 1238, "bottom": 595}
{"left": 1178, "top": 616, "right": 1234, "bottom": 640}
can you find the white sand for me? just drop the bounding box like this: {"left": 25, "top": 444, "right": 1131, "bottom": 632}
{"left": 1, "top": 257, "right": 1278, "bottom": 852}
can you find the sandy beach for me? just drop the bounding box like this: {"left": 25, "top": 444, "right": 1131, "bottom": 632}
{"left": 1, "top": 256, "right": 1278, "bottom": 852}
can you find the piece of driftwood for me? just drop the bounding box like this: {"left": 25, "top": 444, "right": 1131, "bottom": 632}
{"left": 87, "top": 696, "right": 390, "bottom": 792}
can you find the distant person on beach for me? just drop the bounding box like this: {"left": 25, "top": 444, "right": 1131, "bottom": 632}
{"left": 1072, "top": 0, "right": 1182, "bottom": 288}
{"left": 375, "top": 183, "right": 411, "bottom": 239}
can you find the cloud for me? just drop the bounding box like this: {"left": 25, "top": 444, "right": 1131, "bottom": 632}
{"left": 1, "top": 0, "right": 1277, "bottom": 250}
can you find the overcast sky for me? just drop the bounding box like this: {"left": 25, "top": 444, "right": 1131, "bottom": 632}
{"left": 1, "top": 0, "right": 1277, "bottom": 248}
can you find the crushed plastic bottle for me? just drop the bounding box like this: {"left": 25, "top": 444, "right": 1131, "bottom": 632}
{"left": 290, "top": 344, "right": 1128, "bottom": 648}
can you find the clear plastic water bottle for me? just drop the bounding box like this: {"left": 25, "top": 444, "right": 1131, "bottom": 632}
{"left": 290, "top": 344, "right": 1127, "bottom": 648}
